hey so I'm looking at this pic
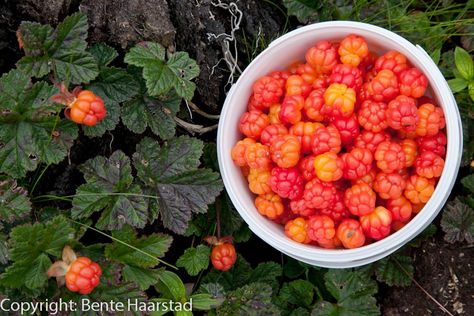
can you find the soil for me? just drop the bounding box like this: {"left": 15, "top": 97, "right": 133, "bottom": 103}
{"left": 0, "top": 0, "right": 473, "bottom": 314}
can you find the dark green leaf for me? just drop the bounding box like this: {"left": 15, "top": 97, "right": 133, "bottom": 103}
{"left": 0, "top": 216, "right": 75, "bottom": 290}
{"left": 17, "top": 13, "right": 98, "bottom": 84}
{"left": 190, "top": 293, "right": 224, "bottom": 310}
{"left": 201, "top": 256, "right": 252, "bottom": 291}
{"left": 90, "top": 281, "right": 145, "bottom": 303}
{"left": 278, "top": 280, "right": 315, "bottom": 308}
{"left": 448, "top": 78, "right": 468, "bottom": 93}
{"left": 441, "top": 198, "right": 474, "bottom": 244}
{"left": 155, "top": 270, "right": 186, "bottom": 301}
{"left": 0, "top": 178, "right": 31, "bottom": 223}
{"left": 282, "top": 0, "right": 320, "bottom": 23}
{"left": 133, "top": 137, "right": 222, "bottom": 234}
{"left": 461, "top": 174, "right": 474, "bottom": 192}
{"left": 430, "top": 48, "right": 441, "bottom": 65}
{"left": 122, "top": 265, "right": 161, "bottom": 291}
{"left": 283, "top": 257, "right": 308, "bottom": 279}
{"left": 88, "top": 67, "right": 140, "bottom": 104}
{"left": 375, "top": 255, "right": 413, "bottom": 287}
{"left": 176, "top": 245, "right": 210, "bottom": 276}
{"left": 454, "top": 46, "right": 474, "bottom": 80}
{"left": 0, "top": 233, "right": 8, "bottom": 265}
{"left": 124, "top": 42, "right": 199, "bottom": 100}
{"left": 72, "top": 151, "right": 149, "bottom": 230}
{"left": 249, "top": 262, "right": 282, "bottom": 289}
{"left": 88, "top": 43, "right": 118, "bottom": 68}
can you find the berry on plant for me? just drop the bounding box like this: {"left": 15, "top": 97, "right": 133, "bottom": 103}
{"left": 358, "top": 100, "right": 388, "bottom": 132}
{"left": 360, "top": 206, "right": 392, "bottom": 240}
{"left": 336, "top": 219, "right": 366, "bottom": 249}
{"left": 239, "top": 111, "right": 269, "bottom": 139}
{"left": 271, "top": 135, "right": 301, "bottom": 168}
{"left": 210, "top": 241, "right": 237, "bottom": 271}
{"left": 313, "top": 152, "right": 344, "bottom": 182}
{"left": 245, "top": 142, "right": 272, "bottom": 170}
{"left": 338, "top": 34, "right": 369, "bottom": 67}
{"left": 414, "top": 151, "right": 445, "bottom": 179}
{"left": 248, "top": 168, "right": 272, "bottom": 195}
{"left": 398, "top": 68, "right": 428, "bottom": 98}
{"left": 255, "top": 193, "right": 285, "bottom": 219}
{"left": 305, "top": 40, "right": 338, "bottom": 74}
{"left": 269, "top": 167, "right": 304, "bottom": 200}
{"left": 374, "top": 141, "right": 406, "bottom": 173}
{"left": 386, "top": 95, "right": 419, "bottom": 131}
{"left": 344, "top": 183, "right": 376, "bottom": 216}
{"left": 285, "top": 217, "right": 311, "bottom": 243}
{"left": 57, "top": 89, "right": 107, "bottom": 127}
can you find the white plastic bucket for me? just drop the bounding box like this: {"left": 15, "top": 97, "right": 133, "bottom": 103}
{"left": 217, "top": 21, "right": 462, "bottom": 268}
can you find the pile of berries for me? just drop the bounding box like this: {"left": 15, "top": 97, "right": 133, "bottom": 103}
{"left": 231, "top": 34, "right": 446, "bottom": 249}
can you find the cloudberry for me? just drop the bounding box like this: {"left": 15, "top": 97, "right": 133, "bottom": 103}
{"left": 305, "top": 40, "right": 338, "bottom": 74}
{"left": 304, "top": 178, "right": 337, "bottom": 209}
{"left": 320, "top": 192, "right": 350, "bottom": 224}
{"left": 239, "top": 111, "right": 269, "bottom": 139}
{"left": 279, "top": 95, "right": 304, "bottom": 125}
{"left": 290, "top": 198, "right": 316, "bottom": 217}
{"left": 269, "top": 167, "right": 304, "bottom": 200}
{"left": 268, "top": 70, "right": 290, "bottom": 90}
{"left": 323, "top": 83, "right": 356, "bottom": 118}
{"left": 285, "top": 217, "right": 311, "bottom": 244}
{"left": 248, "top": 168, "right": 272, "bottom": 195}
{"left": 210, "top": 242, "right": 237, "bottom": 271}
{"left": 414, "top": 151, "right": 444, "bottom": 179}
{"left": 290, "top": 121, "right": 323, "bottom": 154}
{"left": 373, "top": 172, "right": 407, "bottom": 199}
{"left": 412, "top": 203, "right": 425, "bottom": 214}
{"left": 386, "top": 95, "right": 419, "bottom": 131}
{"left": 387, "top": 196, "right": 412, "bottom": 222}
{"left": 374, "top": 50, "right": 408, "bottom": 75}
{"left": 304, "top": 89, "right": 325, "bottom": 121}
{"left": 268, "top": 104, "right": 282, "bottom": 124}
{"left": 231, "top": 138, "right": 256, "bottom": 166}
{"left": 312, "top": 75, "right": 329, "bottom": 90}
{"left": 329, "top": 64, "right": 363, "bottom": 89}
{"left": 311, "top": 125, "right": 342, "bottom": 155}
{"left": 64, "top": 257, "right": 102, "bottom": 294}
{"left": 352, "top": 169, "right": 377, "bottom": 187}
{"left": 337, "top": 219, "right": 366, "bottom": 249}
{"left": 374, "top": 141, "right": 406, "bottom": 173}
{"left": 307, "top": 215, "right": 336, "bottom": 242}
{"left": 404, "top": 175, "right": 435, "bottom": 204}
{"left": 400, "top": 139, "right": 417, "bottom": 167}
{"left": 255, "top": 193, "right": 285, "bottom": 219}
{"left": 313, "top": 152, "right": 344, "bottom": 182}
{"left": 417, "top": 132, "right": 447, "bottom": 157}
{"left": 360, "top": 206, "right": 392, "bottom": 240}
{"left": 416, "top": 103, "right": 446, "bottom": 137}
{"left": 245, "top": 142, "right": 272, "bottom": 170}
{"left": 338, "top": 34, "right": 369, "bottom": 67}
{"left": 344, "top": 183, "right": 376, "bottom": 216}
{"left": 253, "top": 76, "right": 284, "bottom": 106}
{"left": 341, "top": 147, "right": 373, "bottom": 180}
{"left": 286, "top": 75, "right": 311, "bottom": 97}
{"left": 66, "top": 90, "right": 107, "bottom": 127}
{"left": 271, "top": 135, "right": 301, "bottom": 168}
{"left": 260, "top": 124, "right": 288, "bottom": 146}
{"left": 330, "top": 114, "right": 360, "bottom": 145}
{"left": 298, "top": 155, "right": 317, "bottom": 181}
{"left": 355, "top": 130, "right": 391, "bottom": 153}
{"left": 247, "top": 94, "right": 265, "bottom": 112}
{"left": 297, "top": 63, "right": 319, "bottom": 84}
{"left": 367, "top": 69, "right": 399, "bottom": 102}
{"left": 399, "top": 68, "right": 428, "bottom": 98}
{"left": 358, "top": 100, "right": 388, "bottom": 132}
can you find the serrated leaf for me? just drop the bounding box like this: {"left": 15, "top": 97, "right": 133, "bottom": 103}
{"left": 82, "top": 101, "right": 120, "bottom": 137}
{"left": 0, "top": 178, "right": 31, "bottom": 223}
{"left": 282, "top": 0, "right": 320, "bottom": 23}
{"left": 176, "top": 245, "right": 210, "bottom": 276}
{"left": 155, "top": 270, "right": 186, "bottom": 301}
{"left": 201, "top": 256, "right": 252, "bottom": 291}
{"left": 0, "top": 69, "right": 77, "bottom": 178}
{"left": 0, "top": 216, "right": 75, "bottom": 290}
{"left": 121, "top": 92, "right": 180, "bottom": 139}
{"left": 72, "top": 151, "right": 149, "bottom": 230}
{"left": 441, "top": 198, "right": 474, "bottom": 244}
{"left": 122, "top": 265, "right": 161, "bottom": 291}
{"left": 90, "top": 281, "right": 145, "bottom": 303}
{"left": 448, "top": 78, "right": 468, "bottom": 93}
{"left": 124, "top": 42, "right": 199, "bottom": 100}
{"left": 88, "top": 43, "right": 118, "bottom": 68}
{"left": 17, "top": 13, "right": 98, "bottom": 84}
{"left": 249, "top": 262, "right": 282, "bottom": 289}
{"left": 312, "top": 269, "right": 379, "bottom": 316}
{"left": 454, "top": 46, "right": 474, "bottom": 80}
{"left": 375, "top": 254, "right": 413, "bottom": 287}
{"left": 279, "top": 280, "right": 315, "bottom": 308}
{"left": 461, "top": 174, "right": 474, "bottom": 192}
{"left": 190, "top": 293, "right": 224, "bottom": 310}
{"left": 133, "top": 137, "right": 223, "bottom": 234}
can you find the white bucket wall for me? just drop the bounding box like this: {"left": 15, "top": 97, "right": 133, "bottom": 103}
{"left": 217, "top": 21, "right": 462, "bottom": 268}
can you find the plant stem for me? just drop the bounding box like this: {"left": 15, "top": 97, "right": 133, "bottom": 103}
{"left": 216, "top": 198, "right": 221, "bottom": 239}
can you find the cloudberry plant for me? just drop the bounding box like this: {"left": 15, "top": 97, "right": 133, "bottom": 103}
{"left": 285, "top": 217, "right": 311, "bottom": 244}
{"left": 341, "top": 147, "right": 373, "bottom": 180}
{"left": 415, "top": 103, "right": 446, "bottom": 137}
{"left": 290, "top": 121, "right": 323, "bottom": 153}
{"left": 373, "top": 172, "right": 407, "bottom": 199}
{"left": 330, "top": 114, "right": 360, "bottom": 145}
{"left": 279, "top": 95, "right": 305, "bottom": 125}
{"left": 374, "top": 50, "right": 408, "bottom": 75}
{"left": 387, "top": 196, "right": 413, "bottom": 222}
{"left": 404, "top": 175, "right": 435, "bottom": 204}
{"left": 386, "top": 95, "right": 419, "bottom": 131}
{"left": 311, "top": 125, "right": 342, "bottom": 155}
{"left": 355, "top": 130, "right": 391, "bottom": 153}
{"left": 253, "top": 76, "right": 284, "bottom": 106}
{"left": 269, "top": 167, "right": 304, "bottom": 200}
{"left": 337, "top": 219, "right": 366, "bottom": 248}
{"left": 305, "top": 40, "right": 338, "bottom": 74}
{"left": 374, "top": 141, "right": 406, "bottom": 173}
{"left": 338, "top": 34, "right": 369, "bottom": 67}
{"left": 417, "top": 132, "right": 447, "bottom": 157}
{"left": 360, "top": 206, "right": 392, "bottom": 240}
{"left": 344, "top": 183, "right": 376, "bottom": 216}
{"left": 313, "top": 152, "right": 344, "bottom": 182}
{"left": 245, "top": 142, "right": 271, "bottom": 170}
{"left": 210, "top": 242, "right": 237, "bottom": 271}
{"left": 307, "top": 215, "right": 336, "bottom": 242}
{"left": 323, "top": 83, "right": 356, "bottom": 118}
{"left": 399, "top": 67, "right": 428, "bottom": 98}
{"left": 55, "top": 88, "right": 107, "bottom": 127}
{"left": 248, "top": 168, "right": 272, "bottom": 195}
{"left": 329, "top": 64, "right": 363, "bottom": 89}
{"left": 367, "top": 69, "right": 399, "bottom": 102}
{"left": 255, "top": 193, "right": 285, "bottom": 219}
{"left": 414, "top": 151, "right": 445, "bottom": 179}
{"left": 358, "top": 100, "right": 388, "bottom": 132}
{"left": 286, "top": 75, "right": 311, "bottom": 97}
{"left": 270, "top": 135, "right": 301, "bottom": 168}
{"left": 231, "top": 138, "right": 256, "bottom": 166}
{"left": 260, "top": 124, "right": 288, "bottom": 146}
{"left": 239, "top": 111, "right": 269, "bottom": 139}
{"left": 304, "top": 178, "right": 337, "bottom": 209}
{"left": 400, "top": 139, "right": 417, "bottom": 167}
{"left": 304, "top": 89, "right": 325, "bottom": 121}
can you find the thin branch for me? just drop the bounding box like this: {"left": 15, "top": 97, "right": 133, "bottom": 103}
{"left": 187, "top": 100, "right": 220, "bottom": 119}
{"left": 174, "top": 117, "right": 218, "bottom": 135}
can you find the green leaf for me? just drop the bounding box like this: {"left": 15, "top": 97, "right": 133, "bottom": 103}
{"left": 312, "top": 269, "right": 379, "bottom": 316}
{"left": 0, "top": 233, "right": 8, "bottom": 265}
{"left": 88, "top": 43, "right": 118, "bottom": 68}
{"left": 282, "top": 0, "right": 320, "bottom": 23}
{"left": 279, "top": 280, "right": 315, "bottom": 308}
{"left": 249, "top": 262, "right": 282, "bottom": 289}
{"left": 155, "top": 270, "right": 186, "bottom": 301}
{"left": 133, "top": 137, "right": 223, "bottom": 234}
{"left": 0, "top": 216, "right": 75, "bottom": 290}
{"left": 17, "top": 13, "right": 98, "bottom": 84}
{"left": 461, "top": 174, "right": 474, "bottom": 192}
{"left": 375, "top": 254, "right": 413, "bottom": 287}
{"left": 122, "top": 265, "right": 161, "bottom": 291}
{"left": 454, "top": 46, "right": 474, "bottom": 80}
{"left": 124, "top": 42, "right": 199, "bottom": 100}
{"left": 0, "top": 178, "right": 31, "bottom": 223}
{"left": 121, "top": 92, "right": 180, "bottom": 139}
{"left": 441, "top": 198, "right": 474, "bottom": 244}
{"left": 430, "top": 48, "right": 441, "bottom": 65}
{"left": 190, "top": 293, "right": 224, "bottom": 310}
{"left": 90, "top": 281, "right": 145, "bottom": 303}
{"left": 448, "top": 78, "right": 468, "bottom": 93}
{"left": 0, "top": 70, "right": 78, "bottom": 178}
{"left": 176, "top": 245, "right": 210, "bottom": 276}
{"left": 71, "top": 150, "right": 149, "bottom": 230}
{"left": 201, "top": 256, "right": 252, "bottom": 291}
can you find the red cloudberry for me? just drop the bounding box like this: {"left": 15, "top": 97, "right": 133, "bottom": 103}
{"left": 297, "top": 63, "right": 319, "bottom": 84}
{"left": 304, "top": 89, "right": 325, "bottom": 121}
{"left": 344, "top": 183, "right": 376, "bottom": 216}
{"left": 260, "top": 124, "right": 288, "bottom": 146}
{"left": 329, "top": 64, "right": 363, "bottom": 89}
{"left": 279, "top": 95, "right": 304, "bottom": 125}
{"left": 341, "top": 147, "right": 373, "bottom": 180}
{"left": 307, "top": 215, "right": 336, "bottom": 242}
{"left": 268, "top": 104, "right": 282, "bottom": 124}
{"left": 360, "top": 206, "right": 392, "bottom": 240}
{"left": 367, "top": 69, "right": 399, "bottom": 102}
{"left": 304, "top": 178, "right": 337, "bottom": 209}
{"left": 338, "top": 34, "right": 369, "bottom": 67}
{"left": 211, "top": 243, "right": 237, "bottom": 271}
{"left": 312, "top": 75, "right": 329, "bottom": 90}
{"left": 311, "top": 125, "right": 342, "bottom": 155}
{"left": 386, "top": 95, "right": 419, "bottom": 131}
{"left": 253, "top": 76, "right": 284, "bottom": 106}
{"left": 65, "top": 257, "right": 102, "bottom": 294}
{"left": 373, "top": 172, "right": 407, "bottom": 199}
{"left": 305, "top": 40, "right": 338, "bottom": 74}
{"left": 400, "top": 139, "right": 417, "bottom": 167}
{"left": 387, "top": 196, "right": 412, "bottom": 222}
{"left": 268, "top": 70, "right": 290, "bottom": 90}
{"left": 352, "top": 169, "right": 377, "bottom": 187}
{"left": 286, "top": 75, "right": 311, "bottom": 97}
{"left": 399, "top": 67, "right": 428, "bottom": 98}
{"left": 290, "top": 198, "right": 316, "bottom": 217}
{"left": 247, "top": 94, "right": 265, "bottom": 112}
{"left": 271, "top": 135, "right": 301, "bottom": 168}
{"left": 66, "top": 90, "right": 107, "bottom": 127}
{"left": 414, "top": 151, "right": 444, "bottom": 179}
{"left": 374, "top": 50, "right": 408, "bottom": 75}
{"left": 298, "top": 155, "right": 317, "bottom": 181}
{"left": 331, "top": 114, "right": 360, "bottom": 145}
{"left": 417, "top": 132, "right": 447, "bottom": 157}
{"left": 231, "top": 138, "right": 256, "bottom": 166}
{"left": 269, "top": 167, "right": 304, "bottom": 200}
{"left": 355, "top": 130, "right": 391, "bottom": 153}
{"left": 320, "top": 192, "right": 350, "bottom": 224}
{"left": 290, "top": 121, "right": 323, "bottom": 154}
{"left": 323, "top": 83, "right": 356, "bottom": 118}
{"left": 337, "top": 219, "right": 366, "bottom": 249}
{"left": 358, "top": 100, "right": 388, "bottom": 132}
{"left": 374, "top": 141, "right": 406, "bottom": 173}
{"left": 239, "top": 111, "right": 269, "bottom": 139}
